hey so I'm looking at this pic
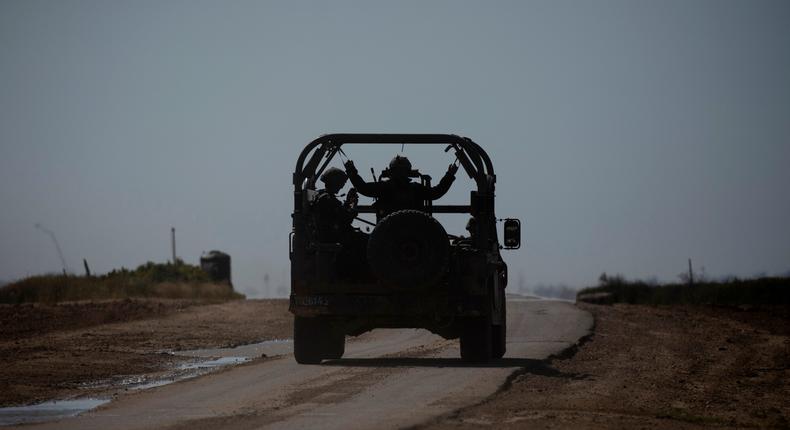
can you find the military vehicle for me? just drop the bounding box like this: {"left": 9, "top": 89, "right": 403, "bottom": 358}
{"left": 289, "top": 134, "right": 520, "bottom": 363}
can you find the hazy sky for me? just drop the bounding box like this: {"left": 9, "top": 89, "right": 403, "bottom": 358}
{"left": 1, "top": 0, "right": 789, "bottom": 296}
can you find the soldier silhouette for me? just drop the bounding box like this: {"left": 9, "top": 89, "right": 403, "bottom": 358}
{"left": 344, "top": 155, "right": 458, "bottom": 218}
{"left": 312, "top": 167, "right": 367, "bottom": 279}
{"left": 312, "top": 167, "right": 358, "bottom": 243}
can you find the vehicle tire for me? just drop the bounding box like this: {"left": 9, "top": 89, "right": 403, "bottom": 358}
{"left": 460, "top": 316, "right": 493, "bottom": 363}
{"left": 293, "top": 317, "right": 325, "bottom": 364}
{"left": 367, "top": 210, "right": 449, "bottom": 288}
{"left": 324, "top": 331, "right": 345, "bottom": 360}
{"left": 491, "top": 290, "right": 507, "bottom": 359}
{"left": 491, "top": 319, "right": 506, "bottom": 359}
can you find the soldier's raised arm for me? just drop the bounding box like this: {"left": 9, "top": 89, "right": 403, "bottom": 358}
{"left": 344, "top": 160, "right": 383, "bottom": 198}
{"left": 424, "top": 163, "right": 458, "bottom": 200}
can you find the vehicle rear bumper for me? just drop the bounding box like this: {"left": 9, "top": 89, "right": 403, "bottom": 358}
{"left": 289, "top": 293, "right": 487, "bottom": 318}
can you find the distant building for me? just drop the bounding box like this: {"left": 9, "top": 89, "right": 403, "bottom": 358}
{"left": 200, "top": 250, "right": 232, "bottom": 286}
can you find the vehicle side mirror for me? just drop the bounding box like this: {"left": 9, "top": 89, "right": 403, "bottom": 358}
{"left": 503, "top": 218, "right": 521, "bottom": 249}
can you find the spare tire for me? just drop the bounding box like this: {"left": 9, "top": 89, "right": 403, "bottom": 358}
{"left": 367, "top": 210, "right": 450, "bottom": 288}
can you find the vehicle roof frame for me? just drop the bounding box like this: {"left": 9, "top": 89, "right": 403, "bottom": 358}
{"left": 293, "top": 134, "right": 496, "bottom": 200}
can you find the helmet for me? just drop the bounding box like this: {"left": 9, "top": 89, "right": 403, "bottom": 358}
{"left": 388, "top": 155, "right": 412, "bottom": 178}
{"left": 320, "top": 167, "right": 348, "bottom": 190}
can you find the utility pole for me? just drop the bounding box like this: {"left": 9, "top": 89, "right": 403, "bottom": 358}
{"left": 83, "top": 258, "right": 91, "bottom": 277}
{"left": 688, "top": 258, "right": 694, "bottom": 286}
{"left": 171, "top": 227, "right": 177, "bottom": 265}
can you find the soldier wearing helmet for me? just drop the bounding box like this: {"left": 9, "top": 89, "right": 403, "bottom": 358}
{"left": 312, "top": 167, "right": 359, "bottom": 243}
{"left": 311, "top": 167, "right": 369, "bottom": 279}
{"left": 344, "top": 155, "right": 458, "bottom": 218}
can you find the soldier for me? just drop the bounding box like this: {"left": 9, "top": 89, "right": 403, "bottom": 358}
{"left": 312, "top": 167, "right": 367, "bottom": 279}
{"left": 312, "top": 167, "right": 358, "bottom": 243}
{"left": 344, "top": 155, "right": 458, "bottom": 218}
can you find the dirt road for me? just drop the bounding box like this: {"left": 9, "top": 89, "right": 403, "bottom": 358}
{"left": 22, "top": 298, "right": 592, "bottom": 430}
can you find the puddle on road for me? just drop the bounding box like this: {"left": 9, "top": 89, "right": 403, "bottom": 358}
{"left": 178, "top": 356, "right": 250, "bottom": 370}
{"left": 116, "top": 339, "right": 293, "bottom": 391}
{"left": 0, "top": 339, "right": 293, "bottom": 426}
{"left": 128, "top": 338, "right": 294, "bottom": 390}
{"left": 0, "top": 398, "right": 109, "bottom": 426}
{"left": 179, "top": 338, "right": 294, "bottom": 360}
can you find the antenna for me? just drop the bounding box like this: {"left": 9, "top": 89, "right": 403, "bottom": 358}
{"left": 34, "top": 223, "right": 68, "bottom": 274}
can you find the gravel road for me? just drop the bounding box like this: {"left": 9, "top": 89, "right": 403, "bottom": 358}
{"left": 23, "top": 298, "right": 592, "bottom": 430}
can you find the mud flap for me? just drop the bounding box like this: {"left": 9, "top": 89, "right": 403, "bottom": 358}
{"left": 294, "top": 317, "right": 345, "bottom": 364}
{"left": 490, "top": 273, "right": 507, "bottom": 358}
{"left": 460, "top": 314, "right": 492, "bottom": 362}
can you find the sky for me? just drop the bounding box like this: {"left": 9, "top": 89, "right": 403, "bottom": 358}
{"left": 1, "top": 0, "right": 789, "bottom": 297}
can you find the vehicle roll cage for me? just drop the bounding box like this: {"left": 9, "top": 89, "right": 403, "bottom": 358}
{"left": 293, "top": 134, "right": 496, "bottom": 216}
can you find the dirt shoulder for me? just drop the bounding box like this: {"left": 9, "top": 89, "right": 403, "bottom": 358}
{"left": 0, "top": 299, "right": 291, "bottom": 406}
{"left": 424, "top": 303, "right": 789, "bottom": 429}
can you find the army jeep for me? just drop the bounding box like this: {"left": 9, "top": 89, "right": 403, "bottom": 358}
{"left": 289, "top": 134, "right": 520, "bottom": 364}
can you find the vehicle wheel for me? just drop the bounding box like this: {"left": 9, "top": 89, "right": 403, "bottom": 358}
{"left": 491, "top": 320, "right": 506, "bottom": 359}
{"left": 324, "top": 331, "right": 345, "bottom": 360}
{"left": 491, "top": 294, "right": 507, "bottom": 359}
{"left": 460, "top": 316, "right": 492, "bottom": 363}
{"left": 293, "top": 316, "right": 325, "bottom": 364}
{"left": 367, "top": 210, "right": 450, "bottom": 288}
